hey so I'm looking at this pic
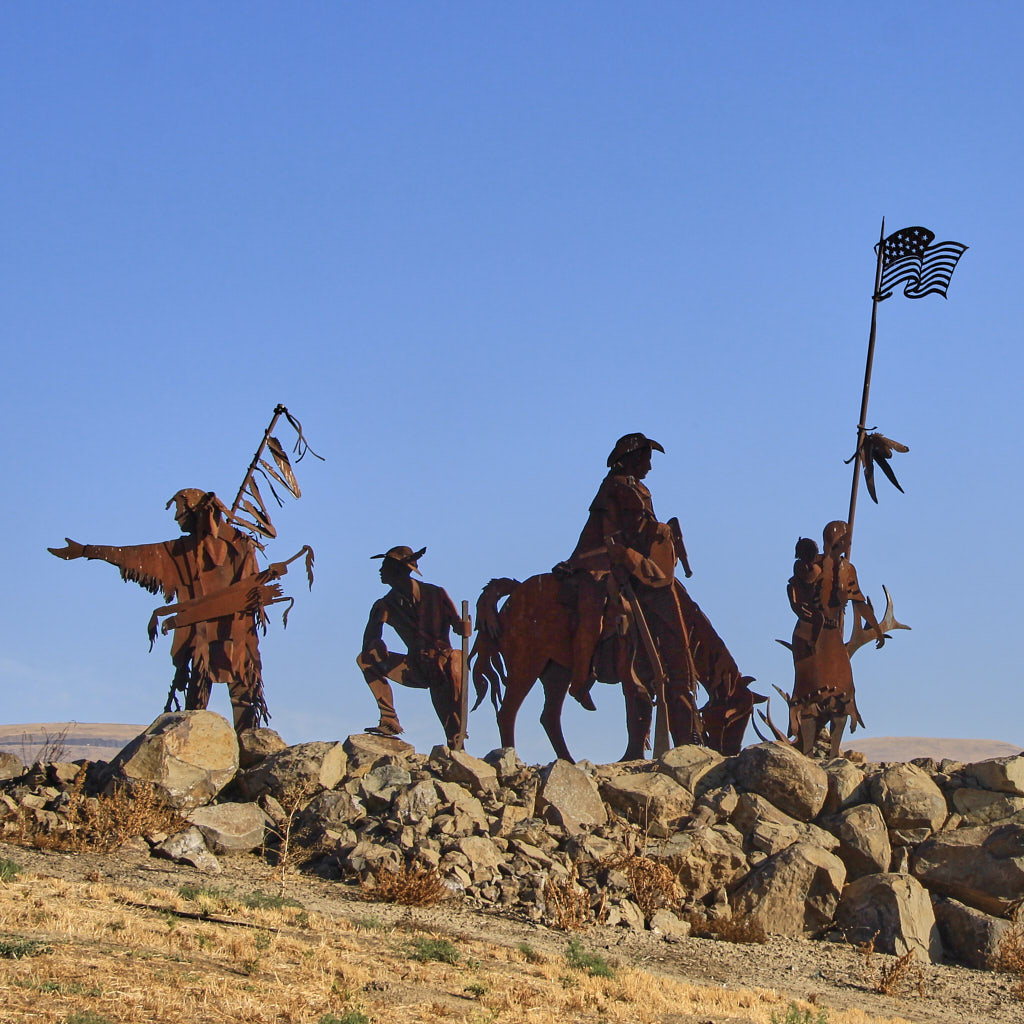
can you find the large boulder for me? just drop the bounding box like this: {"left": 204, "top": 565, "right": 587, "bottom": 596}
{"left": 836, "top": 873, "right": 942, "bottom": 963}
{"left": 870, "top": 763, "right": 946, "bottom": 832}
{"left": 731, "top": 792, "right": 837, "bottom": 856}
{"left": 236, "top": 741, "right": 346, "bottom": 805}
{"left": 730, "top": 842, "right": 846, "bottom": 937}
{"left": 951, "top": 787, "right": 1024, "bottom": 827}
{"left": 732, "top": 743, "right": 827, "bottom": 821}
{"left": 658, "top": 745, "right": 729, "bottom": 795}
{"left": 912, "top": 822, "right": 1024, "bottom": 915}
{"left": 963, "top": 754, "right": 1024, "bottom": 796}
{"left": 535, "top": 761, "right": 607, "bottom": 830}
{"left": 186, "top": 802, "right": 267, "bottom": 854}
{"left": 820, "top": 803, "right": 892, "bottom": 879}
{"left": 821, "top": 758, "right": 870, "bottom": 815}
{"left": 599, "top": 772, "right": 693, "bottom": 830}
{"left": 651, "top": 827, "right": 748, "bottom": 901}
{"left": 105, "top": 712, "right": 238, "bottom": 810}
{"left": 342, "top": 733, "right": 415, "bottom": 775}
{"left": 932, "top": 895, "right": 1012, "bottom": 969}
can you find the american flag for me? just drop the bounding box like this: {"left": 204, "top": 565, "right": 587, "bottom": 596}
{"left": 875, "top": 226, "right": 967, "bottom": 300}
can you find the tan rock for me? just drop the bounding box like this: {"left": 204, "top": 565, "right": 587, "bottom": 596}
{"left": 870, "top": 763, "right": 946, "bottom": 832}
{"left": 836, "top": 873, "right": 942, "bottom": 963}
{"left": 599, "top": 772, "right": 692, "bottom": 829}
{"left": 536, "top": 760, "right": 607, "bottom": 829}
{"left": 730, "top": 842, "right": 846, "bottom": 937}
{"left": 186, "top": 802, "right": 267, "bottom": 854}
{"left": 733, "top": 743, "right": 827, "bottom": 821}
{"left": 106, "top": 712, "right": 238, "bottom": 811}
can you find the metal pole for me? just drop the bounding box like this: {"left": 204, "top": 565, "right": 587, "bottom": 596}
{"left": 230, "top": 404, "right": 286, "bottom": 521}
{"left": 847, "top": 220, "right": 888, "bottom": 558}
{"left": 455, "top": 599, "right": 470, "bottom": 751}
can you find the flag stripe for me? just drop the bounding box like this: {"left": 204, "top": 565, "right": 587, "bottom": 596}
{"left": 876, "top": 228, "right": 967, "bottom": 301}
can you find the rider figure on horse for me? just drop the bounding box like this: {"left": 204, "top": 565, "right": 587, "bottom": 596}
{"left": 357, "top": 545, "right": 468, "bottom": 745}
{"left": 556, "top": 433, "right": 703, "bottom": 745}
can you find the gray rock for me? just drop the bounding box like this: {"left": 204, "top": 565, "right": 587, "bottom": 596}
{"left": 733, "top": 743, "right": 828, "bottom": 821}
{"left": 457, "top": 835, "right": 504, "bottom": 878}
{"left": 186, "top": 802, "right": 267, "bottom": 854}
{"left": 535, "top": 760, "right": 607, "bottom": 830}
{"left": 482, "top": 747, "right": 524, "bottom": 781}
{"left": 730, "top": 841, "right": 846, "bottom": 937}
{"left": 153, "top": 826, "right": 222, "bottom": 872}
{"left": 236, "top": 727, "right": 287, "bottom": 769}
{"left": 912, "top": 822, "right": 1024, "bottom": 915}
{"left": 649, "top": 907, "right": 690, "bottom": 939}
{"left": 342, "top": 733, "right": 415, "bottom": 775}
{"left": 933, "top": 895, "right": 1011, "bottom": 969}
{"left": 599, "top": 772, "right": 693, "bottom": 829}
{"left": 106, "top": 712, "right": 238, "bottom": 811}
{"left": 430, "top": 746, "right": 499, "bottom": 795}
{"left": 236, "top": 741, "right": 346, "bottom": 805}
{"left": 359, "top": 764, "right": 413, "bottom": 810}
{"left": 732, "top": 792, "right": 837, "bottom": 855}
{"left": 657, "top": 745, "right": 728, "bottom": 795}
{"left": 820, "top": 803, "right": 891, "bottom": 879}
{"left": 393, "top": 780, "right": 442, "bottom": 824}
{"left": 871, "top": 763, "right": 947, "bottom": 832}
{"left": 836, "top": 873, "right": 942, "bottom": 963}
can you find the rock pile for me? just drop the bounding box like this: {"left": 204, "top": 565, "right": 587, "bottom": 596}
{"left": 1, "top": 711, "right": 1022, "bottom": 971}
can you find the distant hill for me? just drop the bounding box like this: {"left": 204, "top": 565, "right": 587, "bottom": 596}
{"left": 848, "top": 736, "right": 1022, "bottom": 763}
{"left": 0, "top": 723, "right": 144, "bottom": 765}
{"left": 1, "top": 723, "right": 1020, "bottom": 768}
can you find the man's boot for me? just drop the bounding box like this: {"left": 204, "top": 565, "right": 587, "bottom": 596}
{"left": 364, "top": 674, "right": 403, "bottom": 735}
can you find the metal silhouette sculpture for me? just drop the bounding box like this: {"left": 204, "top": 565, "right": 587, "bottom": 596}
{"left": 766, "top": 222, "right": 964, "bottom": 755}
{"left": 472, "top": 433, "right": 756, "bottom": 762}
{"left": 49, "top": 405, "right": 319, "bottom": 733}
{"left": 357, "top": 546, "right": 471, "bottom": 748}
{"left": 782, "top": 522, "right": 885, "bottom": 757}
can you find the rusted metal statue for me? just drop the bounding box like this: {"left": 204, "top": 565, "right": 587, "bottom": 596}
{"left": 48, "top": 406, "right": 318, "bottom": 733}
{"left": 473, "top": 433, "right": 755, "bottom": 761}
{"left": 357, "top": 546, "right": 471, "bottom": 748}
{"left": 783, "top": 522, "right": 885, "bottom": 757}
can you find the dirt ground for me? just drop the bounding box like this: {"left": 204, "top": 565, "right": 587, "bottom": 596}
{"left": 1, "top": 840, "right": 1020, "bottom": 1024}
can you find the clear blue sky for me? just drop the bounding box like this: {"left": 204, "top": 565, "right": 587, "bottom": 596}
{"left": 3, "top": 3, "right": 1019, "bottom": 763}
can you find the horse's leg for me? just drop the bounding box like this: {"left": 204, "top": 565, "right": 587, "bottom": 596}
{"left": 620, "top": 682, "right": 653, "bottom": 761}
{"left": 828, "top": 714, "right": 848, "bottom": 758}
{"left": 495, "top": 670, "right": 533, "bottom": 751}
{"left": 538, "top": 663, "right": 574, "bottom": 763}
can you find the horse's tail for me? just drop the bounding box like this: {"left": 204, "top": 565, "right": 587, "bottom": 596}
{"left": 471, "top": 577, "right": 520, "bottom": 712}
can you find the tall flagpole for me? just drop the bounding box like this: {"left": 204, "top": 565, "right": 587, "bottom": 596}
{"left": 846, "top": 218, "right": 888, "bottom": 558}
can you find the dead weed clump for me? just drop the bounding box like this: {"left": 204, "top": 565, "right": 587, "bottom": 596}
{"left": 14, "top": 773, "right": 185, "bottom": 854}
{"left": 990, "top": 911, "right": 1024, "bottom": 999}
{"left": 686, "top": 909, "right": 768, "bottom": 945}
{"left": 543, "top": 869, "right": 591, "bottom": 931}
{"left": 361, "top": 861, "right": 449, "bottom": 907}
{"left": 857, "top": 935, "right": 925, "bottom": 997}
{"left": 598, "top": 852, "right": 683, "bottom": 918}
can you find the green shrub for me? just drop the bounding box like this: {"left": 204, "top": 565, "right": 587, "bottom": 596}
{"left": 770, "top": 1003, "right": 829, "bottom": 1024}
{"left": 564, "top": 937, "right": 615, "bottom": 979}
{"left": 407, "top": 936, "right": 460, "bottom": 964}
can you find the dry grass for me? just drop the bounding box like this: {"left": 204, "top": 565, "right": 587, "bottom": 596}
{"left": 8, "top": 772, "right": 185, "bottom": 854}
{"left": 687, "top": 910, "right": 768, "bottom": 945}
{"left": 361, "top": 861, "right": 449, "bottom": 907}
{"left": 0, "top": 867, "right": 918, "bottom": 1024}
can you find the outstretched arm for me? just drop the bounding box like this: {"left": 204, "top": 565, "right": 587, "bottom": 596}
{"left": 48, "top": 538, "right": 183, "bottom": 602}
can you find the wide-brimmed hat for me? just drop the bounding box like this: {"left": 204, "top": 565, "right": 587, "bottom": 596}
{"left": 606, "top": 433, "right": 665, "bottom": 468}
{"left": 371, "top": 545, "right": 426, "bottom": 575}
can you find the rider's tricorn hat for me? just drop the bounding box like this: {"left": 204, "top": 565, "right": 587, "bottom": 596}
{"left": 606, "top": 433, "right": 665, "bottom": 468}
{"left": 372, "top": 545, "right": 426, "bottom": 575}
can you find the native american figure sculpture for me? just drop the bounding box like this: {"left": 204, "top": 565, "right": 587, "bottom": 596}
{"left": 357, "top": 546, "right": 470, "bottom": 747}
{"left": 473, "top": 433, "right": 756, "bottom": 761}
{"left": 785, "top": 521, "right": 885, "bottom": 757}
{"left": 49, "top": 406, "right": 318, "bottom": 733}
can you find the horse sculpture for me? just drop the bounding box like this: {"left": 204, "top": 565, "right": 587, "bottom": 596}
{"left": 471, "top": 573, "right": 757, "bottom": 762}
